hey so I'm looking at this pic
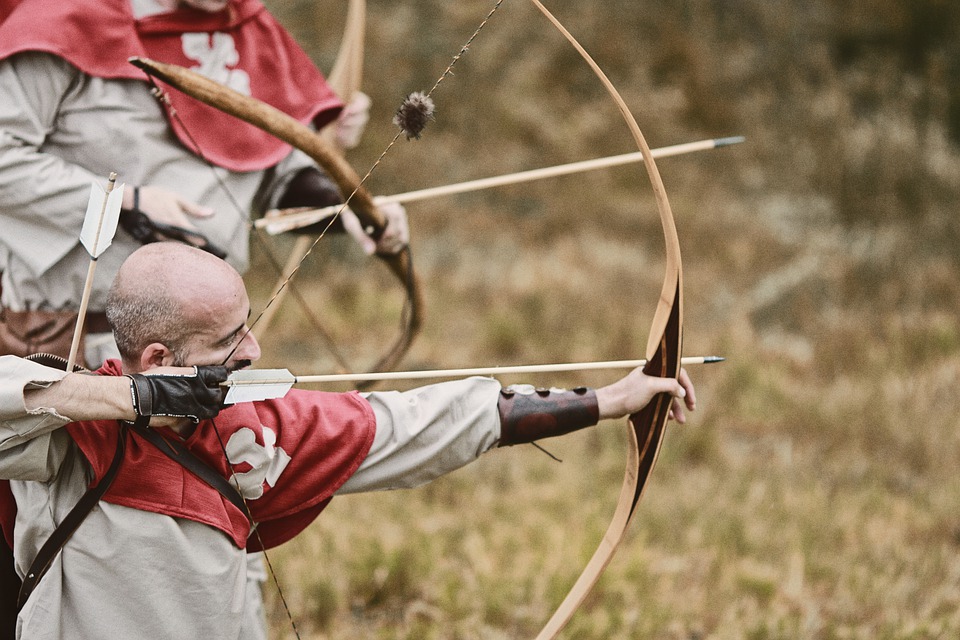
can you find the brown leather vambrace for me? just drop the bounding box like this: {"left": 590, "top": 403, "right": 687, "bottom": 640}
{"left": 497, "top": 385, "right": 600, "bottom": 447}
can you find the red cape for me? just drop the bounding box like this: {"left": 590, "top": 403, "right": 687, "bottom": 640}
{"left": 65, "top": 360, "right": 375, "bottom": 550}
{"left": 0, "top": 0, "right": 343, "bottom": 171}
{"left": 0, "top": 360, "right": 375, "bottom": 551}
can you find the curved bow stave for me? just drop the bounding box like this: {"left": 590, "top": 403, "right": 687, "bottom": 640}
{"left": 129, "top": 55, "right": 425, "bottom": 374}
{"left": 526, "top": 1, "right": 683, "bottom": 637}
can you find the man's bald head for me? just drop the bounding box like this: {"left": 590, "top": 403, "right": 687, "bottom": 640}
{"left": 106, "top": 243, "right": 248, "bottom": 369}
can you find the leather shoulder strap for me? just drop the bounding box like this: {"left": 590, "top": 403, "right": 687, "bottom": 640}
{"left": 17, "top": 419, "right": 252, "bottom": 612}
{"left": 17, "top": 425, "right": 127, "bottom": 611}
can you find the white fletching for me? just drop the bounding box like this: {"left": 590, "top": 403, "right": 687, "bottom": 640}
{"left": 80, "top": 180, "right": 124, "bottom": 258}
{"left": 224, "top": 369, "right": 297, "bottom": 404}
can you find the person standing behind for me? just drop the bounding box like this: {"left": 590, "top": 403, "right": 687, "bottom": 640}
{"left": 0, "top": 1, "right": 407, "bottom": 636}
{"left": 0, "top": 0, "right": 406, "bottom": 368}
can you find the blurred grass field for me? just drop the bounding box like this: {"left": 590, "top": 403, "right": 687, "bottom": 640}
{"left": 249, "top": 1, "right": 960, "bottom": 637}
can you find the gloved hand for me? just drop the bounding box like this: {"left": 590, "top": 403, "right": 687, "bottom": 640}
{"left": 126, "top": 366, "right": 229, "bottom": 424}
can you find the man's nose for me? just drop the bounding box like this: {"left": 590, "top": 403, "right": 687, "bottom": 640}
{"left": 234, "top": 329, "right": 261, "bottom": 362}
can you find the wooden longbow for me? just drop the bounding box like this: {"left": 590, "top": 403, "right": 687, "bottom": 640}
{"left": 129, "top": 51, "right": 425, "bottom": 376}
{"left": 133, "top": 1, "right": 682, "bottom": 635}
{"left": 524, "top": 1, "right": 683, "bottom": 636}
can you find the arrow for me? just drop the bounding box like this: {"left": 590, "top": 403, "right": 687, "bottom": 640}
{"left": 66, "top": 173, "right": 125, "bottom": 371}
{"left": 222, "top": 355, "right": 723, "bottom": 404}
{"left": 256, "top": 136, "right": 745, "bottom": 235}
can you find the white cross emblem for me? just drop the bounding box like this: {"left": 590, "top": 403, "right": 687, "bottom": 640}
{"left": 181, "top": 32, "right": 251, "bottom": 96}
{"left": 224, "top": 426, "right": 291, "bottom": 500}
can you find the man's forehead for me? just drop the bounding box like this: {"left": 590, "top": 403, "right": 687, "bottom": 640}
{"left": 213, "top": 298, "right": 251, "bottom": 331}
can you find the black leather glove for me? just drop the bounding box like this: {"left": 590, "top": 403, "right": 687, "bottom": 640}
{"left": 126, "top": 366, "right": 229, "bottom": 424}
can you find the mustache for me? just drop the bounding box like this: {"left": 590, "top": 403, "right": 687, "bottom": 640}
{"left": 227, "top": 359, "right": 252, "bottom": 373}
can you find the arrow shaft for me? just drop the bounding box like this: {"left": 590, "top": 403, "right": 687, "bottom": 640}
{"left": 256, "top": 136, "right": 744, "bottom": 234}
{"left": 389, "top": 137, "right": 743, "bottom": 204}
{"left": 226, "top": 356, "right": 721, "bottom": 387}
{"left": 65, "top": 261, "right": 99, "bottom": 371}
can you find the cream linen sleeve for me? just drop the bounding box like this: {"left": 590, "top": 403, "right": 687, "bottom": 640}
{"left": 0, "top": 52, "right": 104, "bottom": 278}
{"left": 0, "top": 355, "right": 71, "bottom": 451}
{"left": 337, "top": 377, "right": 503, "bottom": 493}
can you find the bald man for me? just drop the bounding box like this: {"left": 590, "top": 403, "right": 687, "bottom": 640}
{"left": 0, "top": 243, "right": 695, "bottom": 640}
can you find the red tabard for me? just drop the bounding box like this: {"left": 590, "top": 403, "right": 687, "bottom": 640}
{"left": 3, "top": 360, "right": 375, "bottom": 551}
{"left": 0, "top": 0, "right": 344, "bottom": 171}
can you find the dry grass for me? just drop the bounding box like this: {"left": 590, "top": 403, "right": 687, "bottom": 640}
{"left": 248, "top": 1, "right": 960, "bottom": 637}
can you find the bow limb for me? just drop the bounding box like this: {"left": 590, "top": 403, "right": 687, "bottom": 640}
{"left": 322, "top": 0, "right": 367, "bottom": 143}
{"left": 129, "top": 56, "right": 425, "bottom": 373}
{"left": 526, "top": 2, "right": 682, "bottom": 638}
{"left": 256, "top": 0, "right": 367, "bottom": 338}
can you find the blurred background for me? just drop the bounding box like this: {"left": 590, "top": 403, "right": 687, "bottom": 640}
{"left": 249, "top": 1, "right": 960, "bottom": 637}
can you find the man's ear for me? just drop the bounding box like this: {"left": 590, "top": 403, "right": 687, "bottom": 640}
{"left": 139, "top": 343, "right": 176, "bottom": 371}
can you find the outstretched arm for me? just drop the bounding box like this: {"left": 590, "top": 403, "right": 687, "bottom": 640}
{"left": 339, "top": 368, "right": 697, "bottom": 493}
{"left": 498, "top": 367, "right": 696, "bottom": 447}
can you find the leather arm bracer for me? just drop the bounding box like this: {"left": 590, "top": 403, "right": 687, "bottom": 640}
{"left": 497, "top": 384, "right": 599, "bottom": 447}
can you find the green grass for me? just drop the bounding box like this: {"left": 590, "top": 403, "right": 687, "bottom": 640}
{"left": 250, "top": 1, "right": 960, "bottom": 637}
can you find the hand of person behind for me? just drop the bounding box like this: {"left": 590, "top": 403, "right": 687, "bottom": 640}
{"left": 335, "top": 91, "right": 372, "bottom": 150}
{"left": 123, "top": 184, "right": 214, "bottom": 231}
{"left": 340, "top": 201, "right": 409, "bottom": 256}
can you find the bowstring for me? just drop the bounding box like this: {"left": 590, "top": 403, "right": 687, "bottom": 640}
{"left": 217, "top": 0, "right": 507, "bottom": 368}
{"left": 145, "top": 77, "right": 354, "bottom": 372}
{"left": 228, "top": 0, "right": 508, "bottom": 362}
{"left": 208, "top": 415, "right": 304, "bottom": 639}
{"left": 141, "top": 76, "right": 337, "bottom": 640}
{"left": 151, "top": 3, "right": 510, "bottom": 636}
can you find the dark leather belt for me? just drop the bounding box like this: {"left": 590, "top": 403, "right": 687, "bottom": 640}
{"left": 85, "top": 312, "right": 111, "bottom": 334}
